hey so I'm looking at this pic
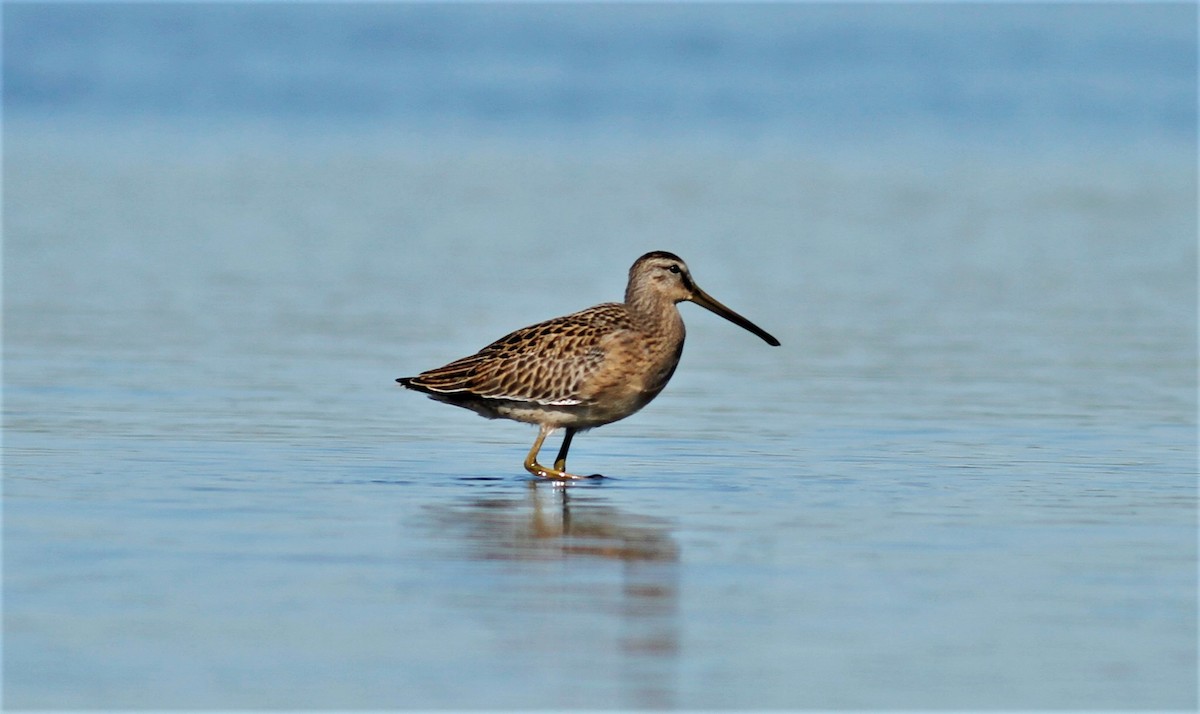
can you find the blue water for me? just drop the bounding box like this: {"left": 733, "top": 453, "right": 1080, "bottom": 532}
{"left": 4, "top": 3, "right": 1197, "bottom": 710}
{"left": 5, "top": 2, "right": 1195, "bottom": 147}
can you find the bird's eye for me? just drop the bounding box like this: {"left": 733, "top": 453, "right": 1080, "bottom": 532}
{"left": 667, "top": 264, "right": 681, "bottom": 274}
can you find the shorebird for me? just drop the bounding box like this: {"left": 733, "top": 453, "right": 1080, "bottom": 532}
{"left": 397, "top": 251, "right": 779, "bottom": 480}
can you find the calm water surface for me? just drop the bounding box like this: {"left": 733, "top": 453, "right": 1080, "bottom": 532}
{"left": 4, "top": 3, "right": 1197, "bottom": 710}
{"left": 5, "top": 130, "right": 1194, "bottom": 710}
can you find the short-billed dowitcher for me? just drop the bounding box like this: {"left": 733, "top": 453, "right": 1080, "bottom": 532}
{"left": 397, "top": 251, "right": 779, "bottom": 480}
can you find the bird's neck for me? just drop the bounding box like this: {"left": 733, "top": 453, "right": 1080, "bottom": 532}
{"left": 625, "top": 294, "right": 684, "bottom": 336}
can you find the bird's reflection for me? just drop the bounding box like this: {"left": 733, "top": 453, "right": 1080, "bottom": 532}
{"left": 428, "top": 482, "right": 680, "bottom": 708}
{"left": 432, "top": 482, "right": 679, "bottom": 560}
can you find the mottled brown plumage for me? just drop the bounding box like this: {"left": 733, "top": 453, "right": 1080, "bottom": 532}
{"left": 398, "top": 251, "right": 779, "bottom": 480}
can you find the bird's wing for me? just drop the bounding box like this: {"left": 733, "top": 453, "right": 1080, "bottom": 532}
{"left": 405, "top": 304, "right": 636, "bottom": 406}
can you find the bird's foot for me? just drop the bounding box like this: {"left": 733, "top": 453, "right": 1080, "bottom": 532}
{"left": 526, "top": 461, "right": 601, "bottom": 481}
{"left": 531, "top": 465, "right": 584, "bottom": 481}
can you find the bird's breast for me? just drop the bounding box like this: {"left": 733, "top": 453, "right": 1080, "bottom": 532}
{"left": 569, "top": 329, "right": 684, "bottom": 424}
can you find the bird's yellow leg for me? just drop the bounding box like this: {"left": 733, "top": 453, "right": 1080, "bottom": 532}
{"left": 524, "top": 424, "right": 582, "bottom": 480}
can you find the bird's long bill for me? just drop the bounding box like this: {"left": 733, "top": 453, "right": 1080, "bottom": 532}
{"left": 690, "top": 286, "right": 781, "bottom": 346}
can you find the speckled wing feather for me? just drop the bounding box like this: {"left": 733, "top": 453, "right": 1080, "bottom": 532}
{"left": 405, "top": 303, "right": 636, "bottom": 406}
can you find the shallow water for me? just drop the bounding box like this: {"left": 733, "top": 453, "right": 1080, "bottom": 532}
{"left": 4, "top": 3, "right": 1198, "bottom": 710}
{"left": 5, "top": 127, "right": 1195, "bottom": 710}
